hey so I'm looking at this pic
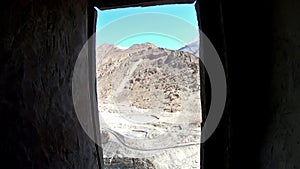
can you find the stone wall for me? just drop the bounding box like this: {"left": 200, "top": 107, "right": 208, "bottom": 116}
{"left": 0, "top": 0, "right": 100, "bottom": 168}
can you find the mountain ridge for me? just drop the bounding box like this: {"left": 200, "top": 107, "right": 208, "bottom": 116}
{"left": 96, "top": 42, "right": 201, "bottom": 113}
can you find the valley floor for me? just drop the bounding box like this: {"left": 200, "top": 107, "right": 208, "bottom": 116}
{"left": 99, "top": 104, "right": 201, "bottom": 169}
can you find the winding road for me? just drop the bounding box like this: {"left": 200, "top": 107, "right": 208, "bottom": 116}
{"left": 104, "top": 128, "right": 200, "bottom": 152}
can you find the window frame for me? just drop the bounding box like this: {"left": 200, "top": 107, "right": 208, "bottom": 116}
{"left": 88, "top": 0, "right": 229, "bottom": 168}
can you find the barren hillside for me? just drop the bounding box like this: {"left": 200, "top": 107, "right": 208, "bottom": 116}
{"left": 96, "top": 43, "right": 201, "bottom": 169}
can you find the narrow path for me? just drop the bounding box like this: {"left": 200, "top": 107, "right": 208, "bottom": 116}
{"left": 104, "top": 128, "right": 200, "bottom": 152}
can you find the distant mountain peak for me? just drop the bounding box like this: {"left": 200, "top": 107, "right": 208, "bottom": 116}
{"left": 178, "top": 39, "right": 199, "bottom": 56}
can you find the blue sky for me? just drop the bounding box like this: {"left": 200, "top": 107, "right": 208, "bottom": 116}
{"left": 95, "top": 3, "right": 199, "bottom": 50}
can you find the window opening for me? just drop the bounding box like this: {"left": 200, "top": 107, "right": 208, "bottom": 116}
{"left": 95, "top": 3, "right": 202, "bottom": 168}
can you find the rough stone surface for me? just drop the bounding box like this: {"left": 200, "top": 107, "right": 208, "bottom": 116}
{"left": 0, "top": 0, "right": 99, "bottom": 168}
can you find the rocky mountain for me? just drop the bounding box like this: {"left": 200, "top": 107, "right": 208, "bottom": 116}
{"left": 96, "top": 43, "right": 200, "bottom": 113}
{"left": 96, "top": 43, "right": 201, "bottom": 169}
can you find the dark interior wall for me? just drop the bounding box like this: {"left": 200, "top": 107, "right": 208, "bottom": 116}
{"left": 198, "top": 0, "right": 300, "bottom": 168}
{"left": 221, "top": 0, "right": 272, "bottom": 169}
{"left": 221, "top": 0, "right": 300, "bottom": 168}
{"left": 260, "top": 0, "right": 300, "bottom": 168}
{"left": 197, "top": 0, "right": 272, "bottom": 169}
{"left": 0, "top": 0, "right": 100, "bottom": 168}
